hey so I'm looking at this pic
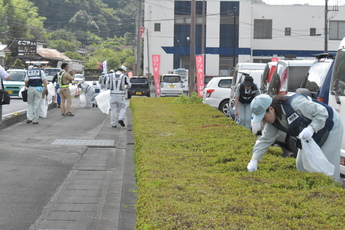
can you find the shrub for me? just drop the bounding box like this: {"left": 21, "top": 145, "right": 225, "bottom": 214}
{"left": 130, "top": 97, "right": 345, "bottom": 230}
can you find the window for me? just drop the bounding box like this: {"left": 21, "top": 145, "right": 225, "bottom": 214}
{"left": 329, "top": 21, "right": 345, "bottom": 40}
{"left": 310, "top": 28, "right": 316, "bottom": 36}
{"left": 154, "top": 23, "right": 161, "bottom": 32}
{"left": 254, "top": 19, "right": 272, "bottom": 39}
{"left": 285, "top": 27, "right": 291, "bottom": 36}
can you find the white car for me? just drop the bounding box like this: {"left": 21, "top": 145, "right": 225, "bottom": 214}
{"left": 203, "top": 77, "right": 232, "bottom": 116}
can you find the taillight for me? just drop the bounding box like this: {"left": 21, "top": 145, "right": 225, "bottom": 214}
{"left": 206, "top": 89, "right": 215, "bottom": 98}
{"left": 317, "top": 97, "right": 325, "bottom": 103}
{"left": 278, "top": 69, "right": 289, "bottom": 95}
{"left": 340, "top": 156, "right": 345, "bottom": 166}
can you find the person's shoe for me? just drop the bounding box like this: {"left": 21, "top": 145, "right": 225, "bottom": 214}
{"left": 118, "top": 120, "right": 125, "bottom": 127}
{"left": 66, "top": 112, "right": 74, "bottom": 116}
{"left": 33, "top": 121, "right": 39, "bottom": 124}
{"left": 112, "top": 125, "right": 117, "bottom": 128}
{"left": 61, "top": 114, "right": 65, "bottom": 116}
{"left": 26, "top": 120, "right": 32, "bottom": 124}
{"left": 57, "top": 103, "right": 61, "bottom": 108}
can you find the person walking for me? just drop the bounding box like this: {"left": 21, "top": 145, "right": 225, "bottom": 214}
{"left": 107, "top": 66, "right": 131, "bottom": 128}
{"left": 0, "top": 65, "right": 10, "bottom": 126}
{"left": 234, "top": 75, "right": 260, "bottom": 130}
{"left": 246, "top": 93, "right": 344, "bottom": 182}
{"left": 58, "top": 63, "right": 75, "bottom": 116}
{"left": 77, "top": 81, "right": 95, "bottom": 108}
{"left": 52, "top": 71, "right": 62, "bottom": 108}
{"left": 91, "top": 81, "right": 100, "bottom": 107}
{"left": 25, "top": 62, "right": 48, "bottom": 124}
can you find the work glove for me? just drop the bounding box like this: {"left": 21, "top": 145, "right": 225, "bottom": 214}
{"left": 247, "top": 159, "right": 258, "bottom": 172}
{"left": 45, "top": 90, "right": 48, "bottom": 96}
{"left": 298, "top": 125, "right": 314, "bottom": 140}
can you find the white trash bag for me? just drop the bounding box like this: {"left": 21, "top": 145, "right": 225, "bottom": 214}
{"left": 95, "top": 90, "right": 110, "bottom": 115}
{"left": 79, "top": 93, "right": 86, "bottom": 106}
{"left": 300, "top": 138, "right": 334, "bottom": 176}
{"left": 39, "top": 98, "right": 49, "bottom": 118}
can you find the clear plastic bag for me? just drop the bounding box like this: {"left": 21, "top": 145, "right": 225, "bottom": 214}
{"left": 300, "top": 138, "right": 334, "bottom": 176}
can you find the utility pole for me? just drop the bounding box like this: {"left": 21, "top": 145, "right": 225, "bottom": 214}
{"left": 135, "top": 0, "right": 142, "bottom": 76}
{"left": 233, "top": 7, "right": 237, "bottom": 69}
{"left": 324, "top": 0, "right": 328, "bottom": 53}
{"left": 189, "top": 0, "right": 196, "bottom": 95}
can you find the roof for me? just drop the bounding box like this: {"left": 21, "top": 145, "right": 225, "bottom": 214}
{"left": 37, "top": 48, "right": 69, "bottom": 60}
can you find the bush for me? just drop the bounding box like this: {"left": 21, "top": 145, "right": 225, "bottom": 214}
{"left": 130, "top": 97, "right": 345, "bottom": 230}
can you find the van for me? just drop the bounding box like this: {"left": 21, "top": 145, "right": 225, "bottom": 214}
{"left": 298, "top": 53, "right": 335, "bottom": 104}
{"left": 230, "top": 63, "right": 266, "bottom": 104}
{"left": 128, "top": 76, "right": 151, "bottom": 99}
{"left": 328, "top": 37, "right": 345, "bottom": 175}
{"left": 44, "top": 68, "right": 61, "bottom": 82}
{"left": 160, "top": 74, "right": 183, "bottom": 97}
{"left": 3, "top": 69, "right": 27, "bottom": 97}
{"left": 267, "top": 59, "right": 314, "bottom": 97}
{"left": 260, "top": 61, "right": 277, "bottom": 94}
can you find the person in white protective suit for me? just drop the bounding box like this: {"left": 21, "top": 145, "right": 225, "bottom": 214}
{"left": 106, "top": 65, "right": 131, "bottom": 128}
{"left": 77, "top": 81, "right": 95, "bottom": 108}
{"left": 246, "top": 93, "right": 343, "bottom": 182}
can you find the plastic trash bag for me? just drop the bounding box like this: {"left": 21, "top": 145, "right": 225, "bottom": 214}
{"left": 79, "top": 93, "right": 86, "bottom": 106}
{"left": 39, "top": 98, "right": 49, "bottom": 118}
{"left": 47, "top": 82, "right": 55, "bottom": 96}
{"left": 300, "top": 138, "right": 334, "bottom": 176}
{"left": 95, "top": 90, "right": 110, "bottom": 115}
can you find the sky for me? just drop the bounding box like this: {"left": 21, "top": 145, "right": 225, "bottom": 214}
{"left": 262, "top": 0, "right": 344, "bottom": 5}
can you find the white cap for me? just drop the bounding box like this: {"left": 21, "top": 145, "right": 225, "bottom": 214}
{"left": 119, "top": 65, "right": 127, "bottom": 72}
{"left": 250, "top": 94, "right": 272, "bottom": 123}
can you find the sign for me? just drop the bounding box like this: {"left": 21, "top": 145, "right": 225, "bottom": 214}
{"left": 140, "top": 27, "right": 145, "bottom": 39}
{"left": 17, "top": 39, "right": 37, "bottom": 57}
{"left": 152, "top": 55, "right": 160, "bottom": 95}
{"left": 195, "top": 55, "right": 204, "bottom": 97}
{"left": 103, "top": 60, "right": 108, "bottom": 74}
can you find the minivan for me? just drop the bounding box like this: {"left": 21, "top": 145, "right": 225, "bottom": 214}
{"left": 298, "top": 53, "right": 335, "bottom": 104}
{"left": 3, "top": 69, "right": 27, "bottom": 97}
{"left": 328, "top": 37, "right": 345, "bottom": 175}
{"left": 267, "top": 59, "right": 314, "bottom": 97}
{"left": 260, "top": 61, "right": 277, "bottom": 94}
{"left": 160, "top": 74, "right": 183, "bottom": 97}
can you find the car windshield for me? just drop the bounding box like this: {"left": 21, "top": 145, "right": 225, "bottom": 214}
{"left": 44, "top": 69, "right": 60, "bottom": 76}
{"left": 75, "top": 74, "right": 83, "bottom": 79}
{"left": 304, "top": 61, "right": 333, "bottom": 92}
{"left": 162, "top": 76, "right": 180, "bottom": 83}
{"left": 7, "top": 71, "right": 26, "bottom": 81}
{"left": 130, "top": 78, "right": 148, "bottom": 84}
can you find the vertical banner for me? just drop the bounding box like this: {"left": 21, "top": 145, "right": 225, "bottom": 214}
{"left": 140, "top": 27, "right": 145, "bottom": 39}
{"left": 195, "top": 55, "right": 205, "bottom": 97}
{"left": 152, "top": 55, "right": 161, "bottom": 95}
{"left": 102, "top": 60, "right": 108, "bottom": 74}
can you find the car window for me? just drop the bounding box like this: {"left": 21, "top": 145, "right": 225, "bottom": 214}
{"left": 44, "top": 69, "right": 60, "bottom": 76}
{"left": 218, "top": 79, "right": 232, "bottom": 88}
{"left": 162, "top": 76, "right": 180, "bottom": 83}
{"left": 288, "top": 66, "right": 310, "bottom": 92}
{"left": 7, "top": 71, "right": 26, "bottom": 81}
{"left": 304, "top": 61, "right": 332, "bottom": 92}
{"left": 130, "top": 78, "right": 148, "bottom": 84}
{"left": 331, "top": 51, "right": 345, "bottom": 96}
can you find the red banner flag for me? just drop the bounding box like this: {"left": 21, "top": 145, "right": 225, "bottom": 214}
{"left": 140, "top": 27, "right": 145, "bottom": 39}
{"left": 152, "top": 55, "right": 161, "bottom": 95}
{"left": 195, "top": 55, "right": 205, "bottom": 97}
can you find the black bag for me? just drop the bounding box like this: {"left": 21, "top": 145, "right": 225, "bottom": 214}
{"left": 0, "top": 80, "right": 10, "bottom": 105}
{"left": 21, "top": 89, "right": 28, "bottom": 102}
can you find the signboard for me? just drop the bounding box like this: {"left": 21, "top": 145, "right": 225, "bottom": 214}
{"left": 195, "top": 55, "right": 204, "bottom": 97}
{"left": 17, "top": 39, "right": 37, "bottom": 57}
{"left": 152, "top": 55, "right": 160, "bottom": 95}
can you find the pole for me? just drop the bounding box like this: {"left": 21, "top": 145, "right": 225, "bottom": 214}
{"left": 324, "top": 0, "right": 328, "bottom": 53}
{"left": 189, "top": 0, "right": 196, "bottom": 95}
{"left": 136, "top": 0, "right": 142, "bottom": 76}
{"left": 201, "top": 0, "right": 206, "bottom": 56}
{"left": 233, "top": 7, "right": 237, "bottom": 70}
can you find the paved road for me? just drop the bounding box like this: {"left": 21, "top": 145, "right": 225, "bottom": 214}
{"left": 0, "top": 98, "right": 136, "bottom": 230}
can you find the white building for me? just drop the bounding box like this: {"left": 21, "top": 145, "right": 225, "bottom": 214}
{"left": 144, "top": 0, "right": 345, "bottom": 76}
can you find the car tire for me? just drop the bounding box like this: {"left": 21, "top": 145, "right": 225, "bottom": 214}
{"left": 219, "top": 99, "right": 230, "bottom": 116}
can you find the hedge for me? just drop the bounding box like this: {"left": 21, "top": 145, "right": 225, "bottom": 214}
{"left": 130, "top": 97, "right": 345, "bottom": 230}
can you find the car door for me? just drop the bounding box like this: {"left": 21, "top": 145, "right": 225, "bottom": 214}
{"left": 328, "top": 39, "right": 345, "bottom": 175}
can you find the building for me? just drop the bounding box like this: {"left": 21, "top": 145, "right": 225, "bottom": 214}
{"left": 144, "top": 0, "right": 345, "bottom": 76}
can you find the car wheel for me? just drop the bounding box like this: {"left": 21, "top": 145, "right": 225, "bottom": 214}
{"left": 219, "top": 100, "right": 230, "bottom": 116}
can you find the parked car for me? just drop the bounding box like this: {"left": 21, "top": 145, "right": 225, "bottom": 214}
{"left": 73, "top": 74, "right": 85, "bottom": 84}
{"left": 203, "top": 76, "right": 232, "bottom": 116}
{"left": 128, "top": 76, "right": 150, "bottom": 99}
{"left": 3, "top": 69, "right": 27, "bottom": 97}
{"left": 204, "top": 75, "right": 217, "bottom": 86}
{"left": 267, "top": 59, "right": 314, "bottom": 97}
{"left": 297, "top": 53, "right": 335, "bottom": 104}
{"left": 260, "top": 61, "right": 277, "bottom": 94}
{"left": 328, "top": 37, "right": 345, "bottom": 175}
{"left": 160, "top": 74, "right": 183, "bottom": 97}
{"left": 44, "top": 67, "right": 60, "bottom": 82}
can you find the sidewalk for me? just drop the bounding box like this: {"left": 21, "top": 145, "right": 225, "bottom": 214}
{"left": 1, "top": 100, "right": 136, "bottom": 230}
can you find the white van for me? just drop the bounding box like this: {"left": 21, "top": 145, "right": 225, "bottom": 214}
{"left": 230, "top": 63, "right": 266, "bottom": 104}
{"left": 160, "top": 74, "right": 183, "bottom": 97}
{"left": 328, "top": 37, "right": 345, "bottom": 175}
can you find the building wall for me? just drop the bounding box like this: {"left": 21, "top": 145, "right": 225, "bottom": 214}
{"left": 144, "top": 0, "right": 345, "bottom": 76}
